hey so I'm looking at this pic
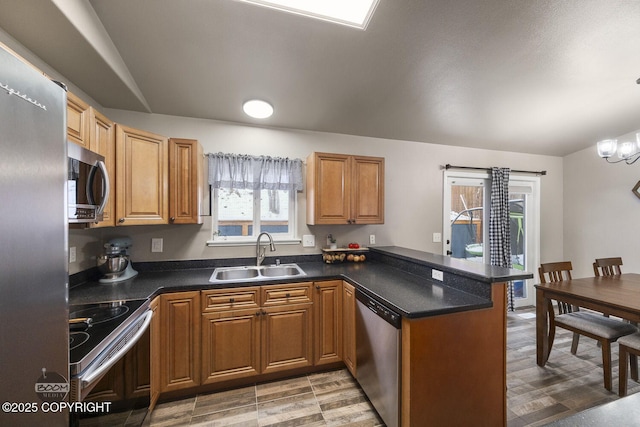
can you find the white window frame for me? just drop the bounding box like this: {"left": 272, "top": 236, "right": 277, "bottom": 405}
{"left": 442, "top": 170, "right": 540, "bottom": 307}
{"left": 207, "top": 187, "right": 300, "bottom": 246}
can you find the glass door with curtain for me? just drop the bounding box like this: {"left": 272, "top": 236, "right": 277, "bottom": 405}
{"left": 443, "top": 171, "right": 540, "bottom": 307}
{"left": 443, "top": 174, "right": 489, "bottom": 263}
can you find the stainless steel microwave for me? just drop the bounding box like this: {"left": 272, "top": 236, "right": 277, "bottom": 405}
{"left": 67, "top": 142, "right": 110, "bottom": 223}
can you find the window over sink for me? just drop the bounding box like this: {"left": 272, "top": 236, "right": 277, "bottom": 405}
{"left": 209, "top": 187, "right": 297, "bottom": 243}
{"left": 205, "top": 152, "right": 303, "bottom": 245}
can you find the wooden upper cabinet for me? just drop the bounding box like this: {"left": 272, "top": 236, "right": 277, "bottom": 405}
{"left": 351, "top": 155, "right": 385, "bottom": 224}
{"left": 66, "top": 91, "right": 90, "bottom": 148}
{"left": 89, "top": 107, "right": 115, "bottom": 227}
{"left": 306, "top": 152, "right": 384, "bottom": 225}
{"left": 115, "top": 124, "right": 168, "bottom": 226}
{"left": 168, "top": 138, "right": 204, "bottom": 224}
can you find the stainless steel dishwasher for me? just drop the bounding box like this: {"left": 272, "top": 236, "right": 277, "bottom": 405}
{"left": 356, "top": 289, "right": 401, "bottom": 427}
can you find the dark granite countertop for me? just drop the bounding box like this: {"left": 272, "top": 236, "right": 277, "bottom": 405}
{"left": 373, "top": 246, "right": 532, "bottom": 283}
{"left": 69, "top": 246, "right": 532, "bottom": 319}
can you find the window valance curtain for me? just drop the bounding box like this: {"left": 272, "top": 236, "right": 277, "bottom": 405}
{"left": 207, "top": 152, "right": 304, "bottom": 191}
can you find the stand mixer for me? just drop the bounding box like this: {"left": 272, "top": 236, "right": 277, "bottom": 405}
{"left": 97, "top": 237, "right": 138, "bottom": 284}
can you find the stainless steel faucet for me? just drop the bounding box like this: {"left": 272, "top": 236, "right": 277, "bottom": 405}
{"left": 256, "top": 232, "right": 276, "bottom": 266}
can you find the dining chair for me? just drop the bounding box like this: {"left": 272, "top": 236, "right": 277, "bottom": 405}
{"left": 539, "top": 261, "right": 638, "bottom": 391}
{"left": 593, "top": 257, "right": 623, "bottom": 277}
{"left": 618, "top": 332, "right": 640, "bottom": 396}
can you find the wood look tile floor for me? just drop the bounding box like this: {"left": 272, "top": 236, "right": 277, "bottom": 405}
{"left": 85, "top": 307, "right": 640, "bottom": 426}
{"left": 148, "top": 369, "right": 384, "bottom": 427}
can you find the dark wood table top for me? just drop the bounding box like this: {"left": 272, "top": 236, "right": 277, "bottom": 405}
{"left": 535, "top": 273, "right": 640, "bottom": 319}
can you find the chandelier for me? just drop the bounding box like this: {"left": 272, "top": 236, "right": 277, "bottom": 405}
{"left": 597, "top": 134, "right": 640, "bottom": 164}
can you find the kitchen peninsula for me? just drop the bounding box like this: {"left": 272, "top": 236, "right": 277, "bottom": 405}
{"left": 70, "top": 246, "right": 531, "bottom": 427}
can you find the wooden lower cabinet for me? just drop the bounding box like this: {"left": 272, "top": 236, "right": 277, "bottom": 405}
{"left": 401, "top": 282, "right": 507, "bottom": 427}
{"left": 84, "top": 329, "right": 150, "bottom": 403}
{"left": 262, "top": 303, "right": 313, "bottom": 374}
{"left": 149, "top": 296, "right": 160, "bottom": 412}
{"left": 201, "top": 283, "right": 314, "bottom": 385}
{"left": 157, "top": 291, "right": 201, "bottom": 393}
{"left": 314, "top": 280, "right": 343, "bottom": 365}
{"left": 342, "top": 281, "right": 356, "bottom": 376}
{"left": 201, "top": 308, "right": 261, "bottom": 384}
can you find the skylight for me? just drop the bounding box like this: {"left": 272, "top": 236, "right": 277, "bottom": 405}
{"left": 238, "top": 0, "right": 380, "bottom": 30}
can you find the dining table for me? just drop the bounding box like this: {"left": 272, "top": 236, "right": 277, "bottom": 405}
{"left": 536, "top": 273, "right": 640, "bottom": 366}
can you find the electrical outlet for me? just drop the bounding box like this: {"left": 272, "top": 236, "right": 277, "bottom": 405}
{"left": 151, "top": 238, "right": 163, "bottom": 253}
{"left": 69, "top": 246, "right": 76, "bottom": 263}
{"left": 433, "top": 232, "right": 442, "bottom": 243}
{"left": 369, "top": 234, "right": 376, "bottom": 245}
{"left": 302, "top": 234, "right": 315, "bottom": 247}
{"left": 432, "top": 269, "right": 444, "bottom": 281}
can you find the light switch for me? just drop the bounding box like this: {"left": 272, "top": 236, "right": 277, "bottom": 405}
{"left": 433, "top": 232, "right": 442, "bottom": 243}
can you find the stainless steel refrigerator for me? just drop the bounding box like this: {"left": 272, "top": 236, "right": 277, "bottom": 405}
{"left": 0, "top": 45, "right": 69, "bottom": 426}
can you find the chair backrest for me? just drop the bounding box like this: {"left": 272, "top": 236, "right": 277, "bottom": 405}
{"left": 539, "top": 261, "right": 574, "bottom": 315}
{"left": 593, "top": 257, "right": 623, "bottom": 277}
{"left": 538, "top": 261, "right": 573, "bottom": 283}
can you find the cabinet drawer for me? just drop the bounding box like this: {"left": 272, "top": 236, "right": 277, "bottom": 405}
{"left": 262, "top": 282, "right": 313, "bottom": 306}
{"left": 202, "top": 287, "right": 260, "bottom": 312}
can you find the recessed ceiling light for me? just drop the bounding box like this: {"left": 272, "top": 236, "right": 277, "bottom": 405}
{"left": 243, "top": 99, "right": 274, "bottom": 119}
{"left": 238, "top": 0, "right": 380, "bottom": 30}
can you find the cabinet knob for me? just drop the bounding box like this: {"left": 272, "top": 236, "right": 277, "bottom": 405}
{"left": 118, "top": 218, "right": 125, "bottom": 223}
{"left": 170, "top": 217, "right": 175, "bottom": 223}
{"left": 262, "top": 309, "right": 267, "bottom": 315}
{"left": 229, "top": 298, "right": 235, "bottom": 303}
{"left": 256, "top": 311, "right": 261, "bottom": 317}
{"left": 285, "top": 293, "right": 291, "bottom": 298}
{"left": 315, "top": 285, "right": 320, "bottom": 290}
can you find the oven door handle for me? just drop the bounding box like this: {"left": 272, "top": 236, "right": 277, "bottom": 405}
{"left": 80, "top": 310, "right": 152, "bottom": 387}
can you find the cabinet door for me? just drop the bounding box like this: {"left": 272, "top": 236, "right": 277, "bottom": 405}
{"left": 159, "top": 292, "right": 200, "bottom": 393}
{"left": 84, "top": 358, "right": 125, "bottom": 402}
{"left": 262, "top": 303, "right": 313, "bottom": 374}
{"left": 342, "top": 282, "right": 357, "bottom": 376}
{"left": 115, "top": 124, "right": 168, "bottom": 225}
{"left": 307, "top": 152, "right": 351, "bottom": 224}
{"left": 314, "top": 281, "right": 343, "bottom": 365}
{"left": 169, "top": 138, "right": 204, "bottom": 224}
{"left": 67, "top": 91, "right": 90, "bottom": 148}
{"left": 149, "top": 297, "right": 160, "bottom": 412}
{"left": 306, "top": 152, "right": 384, "bottom": 225}
{"left": 351, "top": 156, "right": 384, "bottom": 224}
{"left": 89, "top": 107, "right": 116, "bottom": 227}
{"left": 124, "top": 329, "right": 150, "bottom": 399}
{"left": 201, "top": 309, "right": 261, "bottom": 384}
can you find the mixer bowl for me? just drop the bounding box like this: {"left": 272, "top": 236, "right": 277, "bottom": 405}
{"left": 97, "top": 255, "right": 129, "bottom": 277}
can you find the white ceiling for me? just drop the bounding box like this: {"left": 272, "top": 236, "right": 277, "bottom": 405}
{"left": 1, "top": 0, "right": 639, "bottom": 156}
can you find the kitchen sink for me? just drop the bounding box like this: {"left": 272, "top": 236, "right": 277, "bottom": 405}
{"left": 260, "top": 265, "right": 304, "bottom": 277}
{"left": 209, "top": 263, "right": 306, "bottom": 283}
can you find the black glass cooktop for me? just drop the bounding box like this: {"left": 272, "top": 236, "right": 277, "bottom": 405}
{"left": 69, "top": 299, "right": 148, "bottom": 375}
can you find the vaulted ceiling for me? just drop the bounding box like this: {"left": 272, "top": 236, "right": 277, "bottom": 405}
{"left": 1, "top": 0, "right": 639, "bottom": 156}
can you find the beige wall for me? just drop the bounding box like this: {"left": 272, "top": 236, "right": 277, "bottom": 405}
{"left": 0, "top": 25, "right": 564, "bottom": 277}
{"left": 69, "top": 110, "right": 565, "bottom": 276}
{"left": 564, "top": 130, "right": 640, "bottom": 278}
